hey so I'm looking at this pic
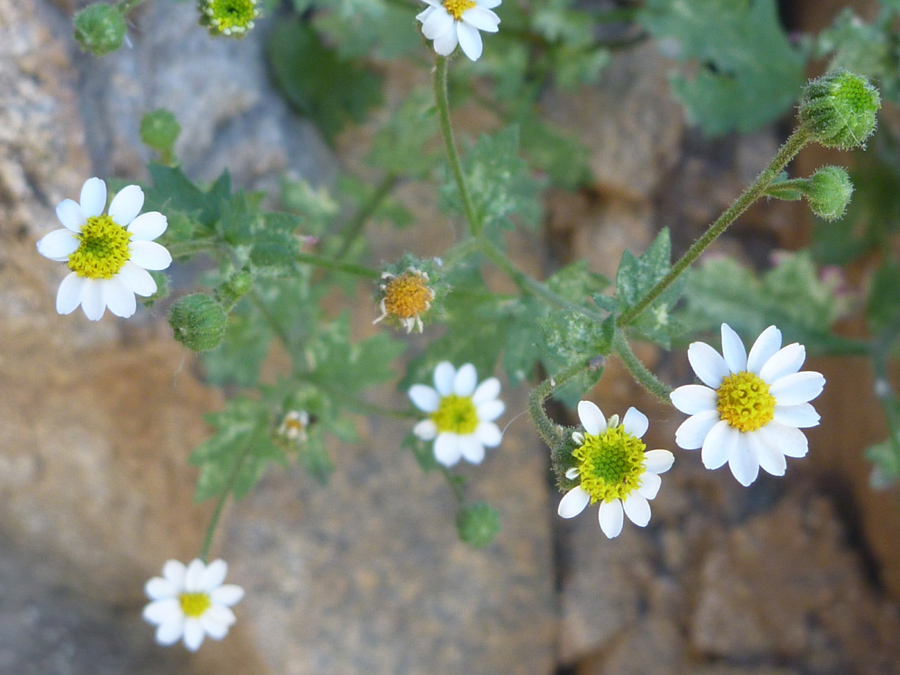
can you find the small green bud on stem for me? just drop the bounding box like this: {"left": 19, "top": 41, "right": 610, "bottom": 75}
{"left": 140, "top": 109, "right": 181, "bottom": 164}
{"left": 216, "top": 269, "right": 254, "bottom": 311}
{"left": 74, "top": 3, "right": 127, "bottom": 56}
{"left": 799, "top": 69, "right": 881, "bottom": 150}
{"left": 807, "top": 166, "right": 854, "bottom": 221}
{"left": 169, "top": 293, "right": 228, "bottom": 352}
{"left": 456, "top": 502, "right": 500, "bottom": 548}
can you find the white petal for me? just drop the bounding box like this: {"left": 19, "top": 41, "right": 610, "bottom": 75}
{"left": 79, "top": 177, "right": 107, "bottom": 218}
{"left": 434, "top": 433, "right": 462, "bottom": 466}
{"left": 688, "top": 341, "right": 730, "bottom": 388}
{"left": 409, "top": 385, "right": 440, "bottom": 413}
{"left": 720, "top": 324, "right": 747, "bottom": 373}
{"left": 750, "top": 430, "right": 786, "bottom": 477}
{"left": 477, "top": 0, "right": 501, "bottom": 9}
{"left": 56, "top": 199, "right": 86, "bottom": 232}
{"left": 747, "top": 325, "right": 782, "bottom": 374}
{"left": 728, "top": 434, "right": 760, "bottom": 486}
{"left": 674, "top": 410, "right": 720, "bottom": 450}
{"left": 759, "top": 421, "right": 808, "bottom": 458}
{"left": 433, "top": 362, "right": 455, "bottom": 396}
{"left": 773, "top": 403, "right": 820, "bottom": 428}
{"left": 128, "top": 211, "right": 168, "bottom": 241}
{"left": 142, "top": 598, "right": 181, "bottom": 625}
{"left": 577, "top": 400, "right": 606, "bottom": 436}
{"left": 623, "top": 493, "right": 651, "bottom": 527}
{"left": 103, "top": 276, "right": 136, "bottom": 318}
{"left": 701, "top": 420, "right": 738, "bottom": 471}
{"left": 769, "top": 372, "right": 826, "bottom": 406}
{"left": 636, "top": 471, "right": 662, "bottom": 500}
{"left": 210, "top": 585, "right": 245, "bottom": 607}
{"left": 558, "top": 486, "right": 590, "bottom": 518}
{"left": 457, "top": 21, "right": 483, "bottom": 60}
{"left": 670, "top": 385, "right": 717, "bottom": 415}
{"left": 598, "top": 500, "right": 624, "bottom": 538}
{"left": 80, "top": 280, "right": 107, "bottom": 321}
{"left": 477, "top": 399, "right": 504, "bottom": 422}
{"left": 432, "top": 23, "right": 459, "bottom": 55}
{"left": 476, "top": 422, "right": 502, "bottom": 447}
{"left": 758, "top": 343, "right": 806, "bottom": 384}
{"left": 416, "top": 6, "right": 437, "bottom": 22}
{"left": 462, "top": 6, "right": 499, "bottom": 31}
{"left": 459, "top": 435, "right": 485, "bottom": 464}
{"left": 183, "top": 618, "right": 205, "bottom": 652}
{"left": 155, "top": 617, "right": 185, "bottom": 646}
{"left": 201, "top": 559, "right": 228, "bottom": 592}
{"left": 184, "top": 559, "right": 206, "bottom": 593}
{"left": 108, "top": 185, "right": 144, "bottom": 226}
{"left": 145, "top": 577, "right": 178, "bottom": 601}
{"left": 643, "top": 449, "right": 674, "bottom": 475}
{"left": 622, "top": 407, "right": 649, "bottom": 439}
{"left": 200, "top": 613, "right": 229, "bottom": 640}
{"left": 422, "top": 7, "right": 454, "bottom": 40}
{"left": 162, "top": 560, "right": 187, "bottom": 587}
{"left": 565, "top": 468, "right": 579, "bottom": 480}
{"left": 472, "top": 377, "right": 500, "bottom": 405}
{"left": 37, "top": 229, "right": 80, "bottom": 261}
{"left": 129, "top": 240, "right": 172, "bottom": 271}
{"left": 454, "top": 363, "right": 477, "bottom": 396}
{"left": 413, "top": 418, "right": 438, "bottom": 441}
{"left": 117, "top": 262, "right": 157, "bottom": 297}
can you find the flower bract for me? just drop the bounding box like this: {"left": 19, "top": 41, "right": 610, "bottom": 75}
{"left": 409, "top": 361, "right": 504, "bottom": 467}
{"left": 36, "top": 177, "right": 172, "bottom": 321}
{"left": 143, "top": 558, "right": 245, "bottom": 652}
{"left": 557, "top": 401, "right": 674, "bottom": 539}
{"left": 416, "top": 0, "right": 501, "bottom": 62}
{"left": 670, "top": 323, "right": 826, "bottom": 486}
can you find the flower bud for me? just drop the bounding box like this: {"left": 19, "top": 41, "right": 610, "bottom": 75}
{"left": 169, "top": 293, "right": 228, "bottom": 352}
{"left": 198, "top": 0, "right": 260, "bottom": 38}
{"left": 73, "top": 3, "right": 127, "bottom": 56}
{"left": 216, "top": 269, "right": 253, "bottom": 311}
{"left": 807, "top": 166, "right": 854, "bottom": 221}
{"left": 455, "top": 502, "right": 500, "bottom": 549}
{"left": 140, "top": 109, "right": 181, "bottom": 155}
{"left": 799, "top": 69, "right": 881, "bottom": 150}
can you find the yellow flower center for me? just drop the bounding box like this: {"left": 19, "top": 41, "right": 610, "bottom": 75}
{"left": 383, "top": 271, "right": 434, "bottom": 320}
{"left": 443, "top": 0, "right": 476, "bottom": 21}
{"left": 206, "top": 0, "right": 257, "bottom": 32}
{"left": 716, "top": 371, "right": 776, "bottom": 432}
{"left": 574, "top": 425, "right": 646, "bottom": 504}
{"left": 179, "top": 592, "right": 212, "bottom": 618}
{"left": 431, "top": 394, "right": 478, "bottom": 435}
{"left": 67, "top": 215, "right": 132, "bottom": 279}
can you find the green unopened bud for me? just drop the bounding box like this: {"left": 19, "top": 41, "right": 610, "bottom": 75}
{"left": 807, "top": 166, "right": 854, "bottom": 221}
{"left": 140, "top": 109, "right": 181, "bottom": 156}
{"left": 456, "top": 502, "right": 500, "bottom": 549}
{"left": 198, "top": 0, "right": 260, "bottom": 38}
{"left": 216, "top": 269, "right": 253, "bottom": 311}
{"left": 169, "top": 293, "right": 228, "bottom": 352}
{"left": 73, "top": 4, "right": 127, "bottom": 56}
{"left": 799, "top": 69, "right": 881, "bottom": 150}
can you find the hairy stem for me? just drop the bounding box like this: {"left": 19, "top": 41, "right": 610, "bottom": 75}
{"left": 613, "top": 331, "right": 672, "bottom": 402}
{"left": 296, "top": 252, "right": 381, "bottom": 279}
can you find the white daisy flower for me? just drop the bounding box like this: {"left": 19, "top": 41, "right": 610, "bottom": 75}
{"left": 36, "top": 177, "right": 172, "bottom": 321}
{"left": 409, "top": 361, "right": 504, "bottom": 467}
{"left": 670, "top": 323, "right": 826, "bottom": 487}
{"left": 416, "top": 0, "right": 501, "bottom": 62}
{"left": 143, "top": 558, "right": 245, "bottom": 652}
{"left": 557, "top": 401, "right": 674, "bottom": 539}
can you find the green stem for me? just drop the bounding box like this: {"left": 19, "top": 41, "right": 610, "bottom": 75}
{"left": 439, "top": 466, "right": 466, "bottom": 503}
{"left": 335, "top": 173, "right": 398, "bottom": 260}
{"left": 617, "top": 126, "right": 813, "bottom": 327}
{"left": 198, "top": 440, "right": 254, "bottom": 562}
{"left": 250, "top": 289, "right": 292, "bottom": 350}
{"left": 528, "top": 358, "right": 598, "bottom": 448}
{"left": 613, "top": 331, "right": 671, "bottom": 402}
{"left": 434, "top": 56, "right": 481, "bottom": 236}
{"left": 295, "top": 252, "right": 380, "bottom": 279}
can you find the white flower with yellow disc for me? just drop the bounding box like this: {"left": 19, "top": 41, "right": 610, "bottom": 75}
{"left": 416, "top": 0, "right": 501, "bottom": 62}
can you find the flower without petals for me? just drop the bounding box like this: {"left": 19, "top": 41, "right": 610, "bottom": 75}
{"left": 410, "top": 361, "right": 505, "bottom": 467}
{"left": 416, "top": 0, "right": 501, "bottom": 62}
{"left": 557, "top": 401, "right": 674, "bottom": 538}
{"left": 670, "top": 323, "right": 826, "bottom": 486}
{"left": 36, "top": 177, "right": 172, "bottom": 321}
{"left": 143, "top": 558, "right": 245, "bottom": 652}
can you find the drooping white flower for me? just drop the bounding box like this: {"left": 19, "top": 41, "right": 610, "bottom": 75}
{"left": 670, "top": 323, "right": 826, "bottom": 487}
{"left": 36, "top": 177, "right": 172, "bottom": 321}
{"left": 409, "top": 361, "right": 504, "bottom": 467}
{"left": 143, "top": 558, "right": 245, "bottom": 652}
{"left": 416, "top": 0, "right": 501, "bottom": 62}
{"left": 557, "top": 401, "right": 674, "bottom": 539}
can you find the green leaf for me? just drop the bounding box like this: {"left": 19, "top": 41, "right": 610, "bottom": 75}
{"left": 201, "top": 302, "right": 274, "bottom": 387}
{"left": 280, "top": 178, "right": 340, "bottom": 236}
{"left": 249, "top": 212, "right": 303, "bottom": 269}
{"left": 299, "top": 430, "right": 335, "bottom": 485}
{"left": 190, "top": 398, "right": 287, "bottom": 502}
{"left": 365, "top": 89, "right": 440, "bottom": 178}
{"left": 144, "top": 165, "right": 232, "bottom": 232}
{"left": 313, "top": 0, "right": 421, "bottom": 59}
{"left": 866, "top": 259, "right": 900, "bottom": 333}
{"left": 267, "top": 19, "right": 383, "bottom": 143}
{"left": 615, "top": 228, "right": 673, "bottom": 309}
{"left": 639, "top": 0, "right": 807, "bottom": 134}
{"left": 548, "top": 259, "right": 610, "bottom": 301}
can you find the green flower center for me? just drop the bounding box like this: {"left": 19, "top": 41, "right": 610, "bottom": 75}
{"left": 716, "top": 371, "right": 776, "bottom": 432}
{"left": 205, "top": 0, "right": 257, "bottom": 33}
{"left": 431, "top": 394, "right": 478, "bottom": 435}
{"left": 67, "top": 215, "right": 132, "bottom": 280}
{"left": 443, "top": 0, "right": 476, "bottom": 20}
{"left": 179, "top": 592, "right": 211, "bottom": 618}
{"left": 574, "top": 425, "right": 646, "bottom": 504}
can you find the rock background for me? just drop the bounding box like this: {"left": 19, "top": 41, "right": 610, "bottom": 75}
{"left": 2, "top": 0, "right": 900, "bottom": 673}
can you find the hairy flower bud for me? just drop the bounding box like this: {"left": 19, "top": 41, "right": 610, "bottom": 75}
{"left": 216, "top": 269, "right": 253, "bottom": 311}
{"left": 455, "top": 502, "right": 500, "bottom": 549}
{"left": 807, "top": 166, "right": 854, "bottom": 221}
{"left": 140, "top": 109, "right": 181, "bottom": 155}
{"left": 73, "top": 3, "right": 127, "bottom": 56}
{"left": 169, "top": 293, "right": 228, "bottom": 352}
{"left": 799, "top": 69, "right": 881, "bottom": 150}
